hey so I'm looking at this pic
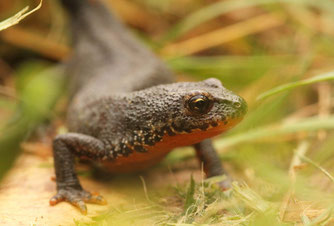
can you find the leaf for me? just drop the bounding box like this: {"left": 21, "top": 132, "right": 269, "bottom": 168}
{"left": 257, "top": 71, "right": 334, "bottom": 100}
{"left": 0, "top": 0, "right": 42, "bottom": 32}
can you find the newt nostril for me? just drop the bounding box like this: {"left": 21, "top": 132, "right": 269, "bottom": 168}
{"left": 233, "top": 102, "right": 241, "bottom": 108}
{"left": 237, "top": 97, "right": 248, "bottom": 115}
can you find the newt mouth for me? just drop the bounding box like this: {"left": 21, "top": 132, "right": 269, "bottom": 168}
{"left": 213, "top": 117, "right": 244, "bottom": 133}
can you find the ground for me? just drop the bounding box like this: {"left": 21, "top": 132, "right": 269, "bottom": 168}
{"left": 0, "top": 145, "right": 202, "bottom": 225}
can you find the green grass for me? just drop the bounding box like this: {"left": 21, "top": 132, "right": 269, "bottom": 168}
{"left": 0, "top": 62, "right": 65, "bottom": 180}
{"left": 2, "top": 0, "right": 334, "bottom": 224}
{"left": 257, "top": 70, "right": 334, "bottom": 100}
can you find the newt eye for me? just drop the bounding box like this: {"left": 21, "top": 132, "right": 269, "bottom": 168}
{"left": 188, "top": 95, "right": 213, "bottom": 114}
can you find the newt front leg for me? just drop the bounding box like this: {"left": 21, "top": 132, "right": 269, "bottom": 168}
{"left": 50, "top": 133, "right": 107, "bottom": 214}
{"left": 194, "top": 139, "right": 232, "bottom": 190}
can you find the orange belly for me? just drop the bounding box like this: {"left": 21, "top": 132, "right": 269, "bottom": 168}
{"left": 101, "top": 118, "right": 241, "bottom": 173}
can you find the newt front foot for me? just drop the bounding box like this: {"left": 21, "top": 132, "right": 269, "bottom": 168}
{"left": 50, "top": 188, "right": 107, "bottom": 214}
{"left": 218, "top": 177, "right": 232, "bottom": 191}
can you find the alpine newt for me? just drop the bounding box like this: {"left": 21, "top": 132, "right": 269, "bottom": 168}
{"left": 50, "top": 0, "right": 247, "bottom": 214}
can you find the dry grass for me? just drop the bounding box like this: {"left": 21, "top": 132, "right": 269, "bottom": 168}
{"left": 1, "top": 0, "right": 334, "bottom": 225}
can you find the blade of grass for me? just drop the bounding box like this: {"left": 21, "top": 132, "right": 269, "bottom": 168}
{"left": 0, "top": 0, "right": 42, "bottom": 31}
{"left": 1, "top": 27, "right": 70, "bottom": 60}
{"left": 166, "top": 55, "right": 297, "bottom": 89}
{"left": 257, "top": 71, "right": 334, "bottom": 100}
{"left": 232, "top": 182, "right": 272, "bottom": 213}
{"left": 161, "top": 13, "right": 285, "bottom": 57}
{"left": 279, "top": 141, "right": 310, "bottom": 221}
{"left": 163, "top": 0, "right": 278, "bottom": 42}
{"left": 215, "top": 116, "right": 334, "bottom": 150}
{"left": 307, "top": 207, "right": 333, "bottom": 226}
{"left": 299, "top": 155, "right": 334, "bottom": 184}
{"left": 183, "top": 175, "right": 196, "bottom": 213}
{"left": 162, "top": 0, "right": 334, "bottom": 42}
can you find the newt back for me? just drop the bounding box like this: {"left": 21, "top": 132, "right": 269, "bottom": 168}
{"left": 62, "top": 0, "right": 174, "bottom": 98}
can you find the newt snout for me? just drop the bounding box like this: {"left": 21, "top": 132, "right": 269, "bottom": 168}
{"left": 218, "top": 94, "right": 247, "bottom": 121}
{"left": 212, "top": 95, "right": 247, "bottom": 135}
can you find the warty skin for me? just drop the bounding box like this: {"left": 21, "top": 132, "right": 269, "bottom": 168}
{"left": 50, "top": 0, "right": 247, "bottom": 214}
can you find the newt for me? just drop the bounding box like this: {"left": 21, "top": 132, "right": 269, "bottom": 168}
{"left": 51, "top": 0, "right": 247, "bottom": 214}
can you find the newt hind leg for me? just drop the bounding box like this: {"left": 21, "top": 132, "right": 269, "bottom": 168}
{"left": 193, "top": 139, "right": 232, "bottom": 190}
{"left": 50, "top": 133, "right": 107, "bottom": 214}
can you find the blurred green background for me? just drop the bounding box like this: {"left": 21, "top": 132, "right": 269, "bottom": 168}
{"left": 1, "top": 0, "right": 334, "bottom": 224}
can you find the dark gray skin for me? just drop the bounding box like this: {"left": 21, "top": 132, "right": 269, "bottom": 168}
{"left": 51, "top": 0, "right": 247, "bottom": 214}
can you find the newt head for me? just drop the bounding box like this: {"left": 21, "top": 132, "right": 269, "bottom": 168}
{"left": 119, "top": 78, "right": 247, "bottom": 151}
{"left": 153, "top": 77, "right": 247, "bottom": 147}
